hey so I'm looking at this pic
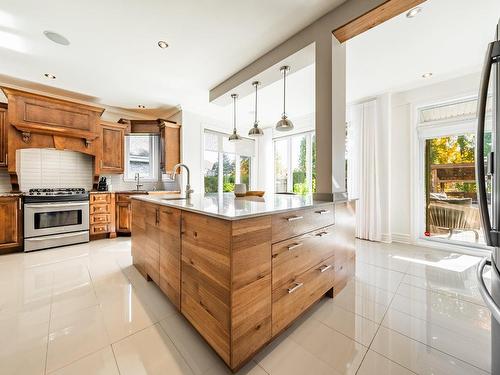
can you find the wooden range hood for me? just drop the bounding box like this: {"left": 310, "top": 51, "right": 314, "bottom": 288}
{"left": 1, "top": 87, "right": 105, "bottom": 190}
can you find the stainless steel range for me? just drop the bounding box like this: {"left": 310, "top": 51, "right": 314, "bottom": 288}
{"left": 24, "top": 188, "right": 90, "bottom": 252}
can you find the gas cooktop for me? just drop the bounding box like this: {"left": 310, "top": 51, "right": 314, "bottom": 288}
{"left": 24, "top": 188, "right": 90, "bottom": 203}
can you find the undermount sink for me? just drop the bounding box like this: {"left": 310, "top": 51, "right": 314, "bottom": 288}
{"left": 161, "top": 197, "right": 186, "bottom": 201}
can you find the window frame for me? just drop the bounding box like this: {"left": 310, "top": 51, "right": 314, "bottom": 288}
{"left": 202, "top": 129, "right": 255, "bottom": 194}
{"left": 273, "top": 130, "right": 315, "bottom": 194}
{"left": 123, "top": 134, "right": 159, "bottom": 182}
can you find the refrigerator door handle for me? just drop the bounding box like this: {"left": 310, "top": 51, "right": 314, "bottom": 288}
{"left": 477, "top": 257, "right": 500, "bottom": 325}
{"left": 476, "top": 41, "right": 500, "bottom": 246}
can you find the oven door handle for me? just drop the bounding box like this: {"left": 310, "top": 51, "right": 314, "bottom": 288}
{"left": 24, "top": 202, "right": 89, "bottom": 209}
{"left": 25, "top": 231, "right": 89, "bottom": 241}
{"left": 476, "top": 257, "right": 500, "bottom": 325}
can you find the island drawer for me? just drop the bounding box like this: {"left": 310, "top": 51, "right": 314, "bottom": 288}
{"left": 90, "top": 193, "right": 110, "bottom": 204}
{"left": 272, "top": 255, "right": 335, "bottom": 336}
{"left": 271, "top": 203, "right": 334, "bottom": 243}
{"left": 272, "top": 225, "right": 335, "bottom": 290}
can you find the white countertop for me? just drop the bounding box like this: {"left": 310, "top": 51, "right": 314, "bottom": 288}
{"left": 131, "top": 193, "right": 333, "bottom": 220}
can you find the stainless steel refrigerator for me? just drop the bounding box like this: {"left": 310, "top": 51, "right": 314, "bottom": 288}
{"left": 476, "top": 18, "right": 500, "bottom": 375}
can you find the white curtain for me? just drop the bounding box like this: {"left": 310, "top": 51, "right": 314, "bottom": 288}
{"left": 348, "top": 99, "right": 383, "bottom": 241}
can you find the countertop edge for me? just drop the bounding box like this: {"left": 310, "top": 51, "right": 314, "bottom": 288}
{"left": 131, "top": 195, "right": 333, "bottom": 221}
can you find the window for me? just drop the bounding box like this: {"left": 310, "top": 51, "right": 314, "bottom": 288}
{"left": 274, "top": 131, "right": 316, "bottom": 194}
{"left": 203, "top": 130, "right": 254, "bottom": 193}
{"left": 417, "top": 97, "right": 493, "bottom": 247}
{"left": 124, "top": 135, "right": 158, "bottom": 181}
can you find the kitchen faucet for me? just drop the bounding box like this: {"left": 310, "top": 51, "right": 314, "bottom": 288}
{"left": 171, "top": 163, "right": 193, "bottom": 199}
{"left": 134, "top": 173, "right": 143, "bottom": 191}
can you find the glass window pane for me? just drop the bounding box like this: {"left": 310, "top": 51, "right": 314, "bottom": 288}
{"left": 274, "top": 139, "right": 289, "bottom": 193}
{"left": 204, "top": 151, "right": 219, "bottom": 193}
{"left": 240, "top": 156, "right": 250, "bottom": 190}
{"left": 223, "top": 153, "right": 236, "bottom": 192}
{"left": 126, "top": 135, "right": 153, "bottom": 180}
{"left": 291, "top": 135, "right": 308, "bottom": 194}
{"left": 424, "top": 133, "right": 490, "bottom": 245}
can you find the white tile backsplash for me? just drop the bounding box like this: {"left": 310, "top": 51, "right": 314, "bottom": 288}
{"left": 101, "top": 174, "right": 180, "bottom": 192}
{"left": 17, "top": 149, "right": 93, "bottom": 191}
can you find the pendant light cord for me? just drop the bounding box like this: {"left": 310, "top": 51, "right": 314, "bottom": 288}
{"left": 233, "top": 95, "right": 237, "bottom": 133}
{"left": 282, "top": 68, "right": 287, "bottom": 117}
{"left": 254, "top": 84, "right": 258, "bottom": 124}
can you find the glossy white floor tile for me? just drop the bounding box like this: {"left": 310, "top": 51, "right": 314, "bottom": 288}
{"left": 47, "top": 346, "right": 119, "bottom": 375}
{"left": 0, "top": 237, "right": 492, "bottom": 375}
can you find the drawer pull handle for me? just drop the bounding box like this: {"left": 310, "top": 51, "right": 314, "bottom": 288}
{"left": 287, "top": 215, "right": 304, "bottom": 222}
{"left": 316, "top": 209, "right": 330, "bottom": 215}
{"left": 315, "top": 231, "right": 329, "bottom": 237}
{"left": 287, "top": 282, "right": 304, "bottom": 294}
{"left": 287, "top": 243, "right": 303, "bottom": 251}
{"left": 318, "top": 264, "right": 333, "bottom": 273}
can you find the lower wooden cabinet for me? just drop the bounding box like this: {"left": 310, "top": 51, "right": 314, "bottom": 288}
{"left": 116, "top": 192, "right": 148, "bottom": 234}
{"left": 131, "top": 201, "right": 181, "bottom": 308}
{"left": 0, "top": 196, "right": 22, "bottom": 253}
{"left": 89, "top": 192, "right": 115, "bottom": 238}
{"left": 159, "top": 207, "right": 181, "bottom": 310}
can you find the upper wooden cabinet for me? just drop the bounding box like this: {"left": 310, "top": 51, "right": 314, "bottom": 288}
{"left": 0, "top": 196, "right": 22, "bottom": 253}
{"left": 99, "top": 121, "right": 126, "bottom": 174}
{"left": 1, "top": 87, "right": 103, "bottom": 146}
{"left": 0, "top": 103, "right": 7, "bottom": 168}
{"left": 160, "top": 121, "right": 181, "bottom": 173}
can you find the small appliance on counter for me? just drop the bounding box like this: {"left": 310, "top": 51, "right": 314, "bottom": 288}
{"left": 24, "top": 188, "right": 90, "bottom": 252}
{"left": 97, "top": 177, "right": 108, "bottom": 191}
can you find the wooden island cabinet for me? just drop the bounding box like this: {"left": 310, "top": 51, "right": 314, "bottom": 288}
{"left": 131, "top": 194, "right": 355, "bottom": 372}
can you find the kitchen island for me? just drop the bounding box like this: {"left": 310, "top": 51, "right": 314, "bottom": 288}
{"left": 130, "top": 193, "right": 355, "bottom": 372}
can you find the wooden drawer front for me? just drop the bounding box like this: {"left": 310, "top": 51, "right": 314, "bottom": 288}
{"left": 272, "top": 255, "right": 335, "bottom": 336}
{"left": 271, "top": 203, "right": 334, "bottom": 243}
{"left": 90, "top": 213, "right": 111, "bottom": 224}
{"left": 91, "top": 223, "right": 109, "bottom": 234}
{"left": 90, "top": 194, "right": 110, "bottom": 204}
{"left": 272, "top": 226, "right": 335, "bottom": 290}
{"left": 90, "top": 204, "right": 111, "bottom": 214}
{"left": 116, "top": 194, "right": 132, "bottom": 203}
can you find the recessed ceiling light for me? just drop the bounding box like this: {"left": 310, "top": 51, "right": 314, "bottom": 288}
{"left": 43, "top": 30, "right": 70, "bottom": 46}
{"left": 422, "top": 72, "right": 433, "bottom": 79}
{"left": 157, "top": 41, "right": 169, "bottom": 49}
{"left": 44, "top": 73, "right": 56, "bottom": 79}
{"left": 138, "top": 105, "right": 146, "bottom": 109}
{"left": 406, "top": 7, "right": 422, "bottom": 18}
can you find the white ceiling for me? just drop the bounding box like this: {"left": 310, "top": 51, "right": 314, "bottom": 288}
{"left": 346, "top": 0, "right": 500, "bottom": 102}
{"left": 0, "top": 0, "right": 344, "bottom": 114}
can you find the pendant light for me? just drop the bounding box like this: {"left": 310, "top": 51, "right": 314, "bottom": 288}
{"left": 228, "top": 93, "right": 242, "bottom": 142}
{"left": 275, "top": 65, "right": 294, "bottom": 131}
{"left": 248, "top": 81, "right": 264, "bottom": 137}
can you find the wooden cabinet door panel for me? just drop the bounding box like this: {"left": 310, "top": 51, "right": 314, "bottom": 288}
{"left": 116, "top": 202, "right": 131, "bottom": 233}
{"left": 100, "top": 122, "right": 125, "bottom": 174}
{"left": 144, "top": 204, "right": 160, "bottom": 284}
{"left": 131, "top": 200, "right": 147, "bottom": 277}
{"left": 0, "top": 106, "right": 7, "bottom": 168}
{"left": 0, "top": 197, "right": 21, "bottom": 251}
{"left": 160, "top": 123, "right": 180, "bottom": 173}
{"left": 159, "top": 207, "right": 181, "bottom": 310}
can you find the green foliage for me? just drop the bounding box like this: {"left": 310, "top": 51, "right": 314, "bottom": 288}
{"left": 204, "top": 176, "right": 218, "bottom": 193}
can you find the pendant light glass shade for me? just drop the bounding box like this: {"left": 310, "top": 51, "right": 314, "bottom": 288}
{"left": 248, "top": 81, "right": 264, "bottom": 137}
{"left": 229, "top": 93, "right": 242, "bottom": 142}
{"left": 276, "top": 65, "right": 293, "bottom": 132}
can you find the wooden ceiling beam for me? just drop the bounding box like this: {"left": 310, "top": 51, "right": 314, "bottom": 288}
{"left": 333, "top": 0, "right": 426, "bottom": 43}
